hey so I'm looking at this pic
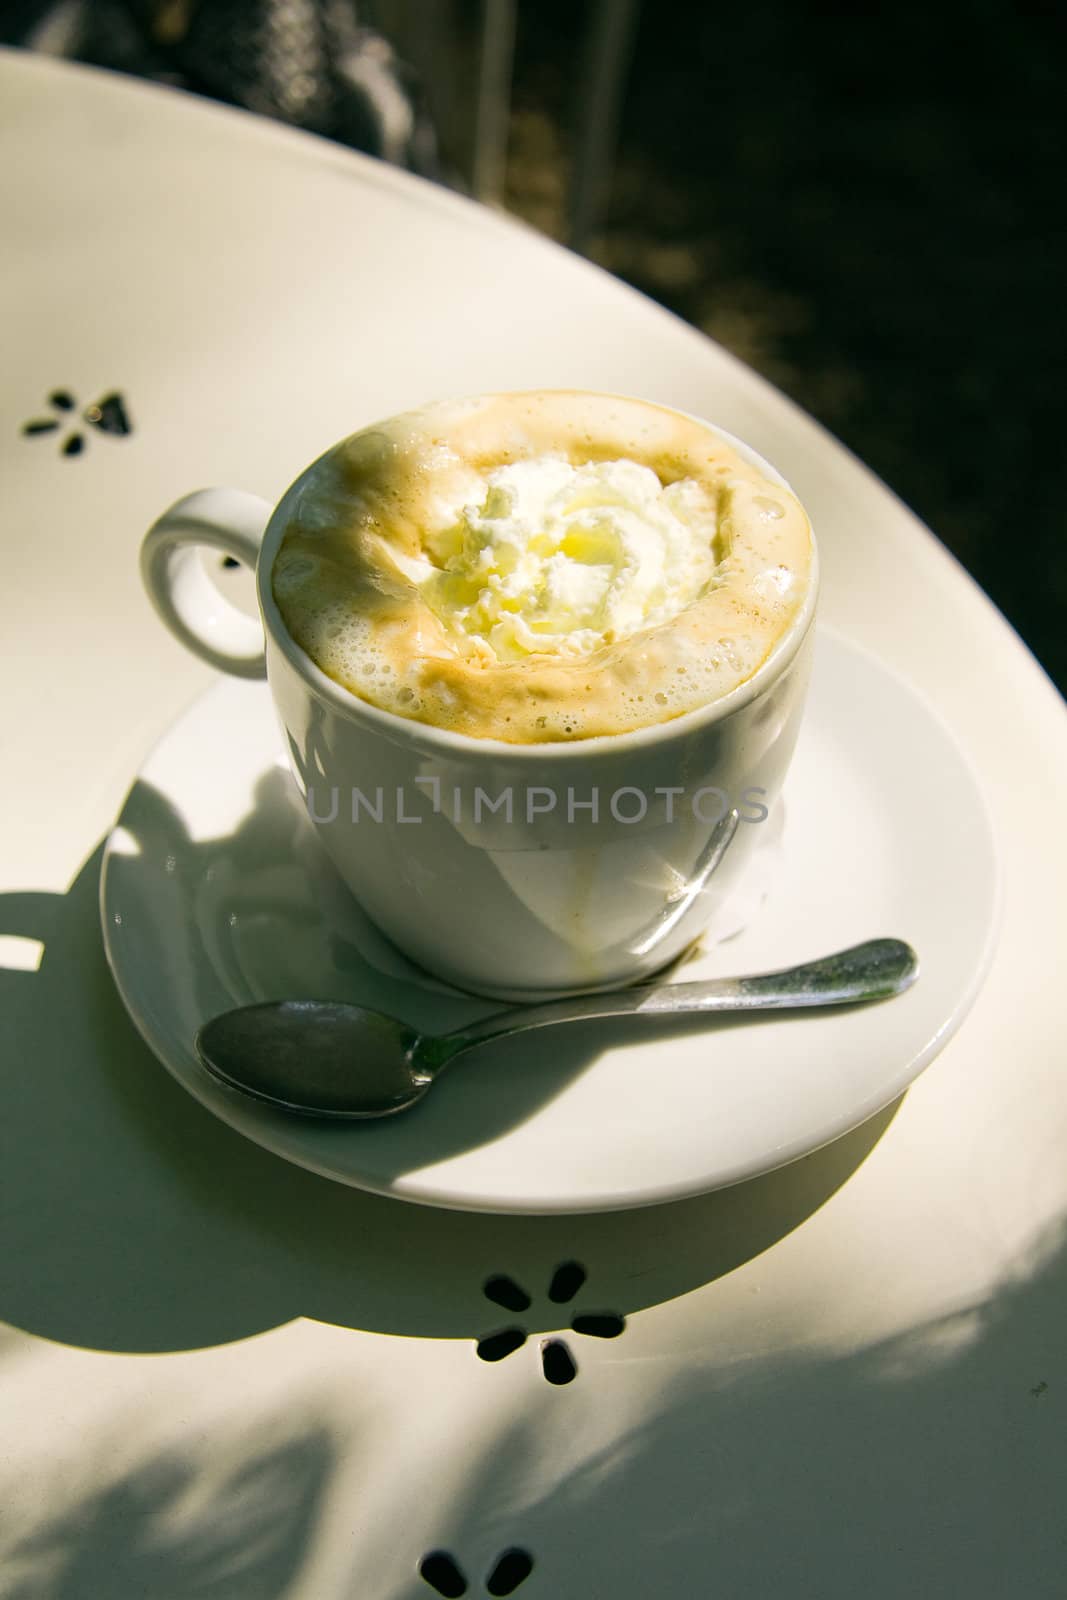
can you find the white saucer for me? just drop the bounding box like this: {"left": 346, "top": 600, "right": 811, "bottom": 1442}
{"left": 100, "top": 629, "right": 999, "bottom": 1214}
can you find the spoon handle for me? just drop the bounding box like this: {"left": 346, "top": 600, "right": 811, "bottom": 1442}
{"left": 444, "top": 939, "right": 918, "bottom": 1057}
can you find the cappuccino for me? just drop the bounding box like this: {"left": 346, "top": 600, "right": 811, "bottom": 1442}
{"left": 272, "top": 392, "right": 813, "bottom": 742}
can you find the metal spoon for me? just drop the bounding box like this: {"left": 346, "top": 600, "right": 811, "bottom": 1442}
{"left": 195, "top": 938, "right": 918, "bottom": 1120}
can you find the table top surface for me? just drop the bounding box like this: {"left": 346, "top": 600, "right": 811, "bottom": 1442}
{"left": 1, "top": 46, "right": 1064, "bottom": 1600}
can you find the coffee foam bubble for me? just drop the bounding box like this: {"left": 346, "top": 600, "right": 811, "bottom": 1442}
{"left": 272, "top": 392, "right": 814, "bottom": 742}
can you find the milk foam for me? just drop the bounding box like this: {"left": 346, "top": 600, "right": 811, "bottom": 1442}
{"left": 271, "top": 392, "right": 814, "bottom": 742}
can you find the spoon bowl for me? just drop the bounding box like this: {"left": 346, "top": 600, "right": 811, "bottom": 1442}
{"left": 200, "top": 1000, "right": 427, "bottom": 1116}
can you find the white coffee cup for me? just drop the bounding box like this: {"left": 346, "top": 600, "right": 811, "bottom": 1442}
{"left": 142, "top": 400, "right": 818, "bottom": 999}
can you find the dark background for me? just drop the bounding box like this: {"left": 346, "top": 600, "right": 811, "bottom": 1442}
{"left": 8, "top": 0, "right": 1065, "bottom": 690}
{"left": 506, "top": 0, "right": 1067, "bottom": 692}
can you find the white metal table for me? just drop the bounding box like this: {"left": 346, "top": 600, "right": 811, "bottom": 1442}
{"left": 1, "top": 46, "right": 1063, "bottom": 1598}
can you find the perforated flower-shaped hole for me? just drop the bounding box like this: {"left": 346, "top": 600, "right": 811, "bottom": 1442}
{"left": 476, "top": 1261, "right": 626, "bottom": 1384}
{"left": 420, "top": 1547, "right": 534, "bottom": 1595}
{"left": 21, "top": 388, "right": 133, "bottom": 456}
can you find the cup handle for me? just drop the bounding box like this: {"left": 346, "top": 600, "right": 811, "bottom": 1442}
{"left": 141, "top": 488, "right": 272, "bottom": 679}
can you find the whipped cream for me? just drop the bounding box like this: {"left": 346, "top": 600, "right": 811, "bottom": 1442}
{"left": 411, "top": 456, "right": 721, "bottom": 660}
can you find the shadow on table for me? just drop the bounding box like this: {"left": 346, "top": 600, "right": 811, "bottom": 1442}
{"left": 0, "top": 832, "right": 899, "bottom": 1356}
{"left": 4, "top": 1224, "right": 1065, "bottom": 1600}
{"left": 3, "top": 1219, "right": 1062, "bottom": 1600}
{"left": 363, "top": 1214, "right": 1067, "bottom": 1600}
{"left": 1, "top": 1414, "right": 335, "bottom": 1600}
